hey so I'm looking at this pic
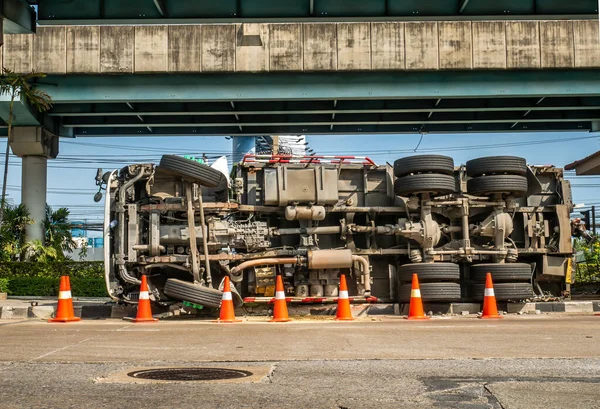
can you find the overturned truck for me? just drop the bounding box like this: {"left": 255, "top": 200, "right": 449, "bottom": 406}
{"left": 96, "top": 154, "right": 574, "bottom": 309}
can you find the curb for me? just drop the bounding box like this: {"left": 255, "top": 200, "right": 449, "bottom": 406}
{"left": 1, "top": 300, "right": 600, "bottom": 320}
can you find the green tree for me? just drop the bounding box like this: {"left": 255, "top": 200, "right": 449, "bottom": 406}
{"left": 44, "top": 205, "right": 76, "bottom": 257}
{"left": 0, "top": 202, "right": 32, "bottom": 261}
{"left": 574, "top": 237, "right": 600, "bottom": 283}
{"left": 21, "top": 240, "right": 59, "bottom": 263}
{"left": 0, "top": 69, "right": 53, "bottom": 225}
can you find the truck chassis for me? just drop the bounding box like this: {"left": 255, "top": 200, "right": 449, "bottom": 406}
{"left": 97, "top": 154, "right": 573, "bottom": 308}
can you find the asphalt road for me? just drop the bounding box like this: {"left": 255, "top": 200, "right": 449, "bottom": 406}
{"left": 1, "top": 315, "right": 599, "bottom": 408}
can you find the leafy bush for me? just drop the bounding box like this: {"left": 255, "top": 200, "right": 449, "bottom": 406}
{"left": 5, "top": 277, "right": 106, "bottom": 297}
{"left": 574, "top": 238, "right": 600, "bottom": 284}
{"left": 0, "top": 261, "right": 103, "bottom": 279}
{"left": 7, "top": 277, "right": 58, "bottom": 296}
{"left": 0, "top": 277, "right": 8, "bottom": 293}
{"left": 71, "top": 278, "right": 107, "bottom": 297}
{"left": 0, "top": 262, "right": 106, "bottom": 297}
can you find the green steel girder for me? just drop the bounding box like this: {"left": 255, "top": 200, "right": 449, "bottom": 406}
{"left": 33, "top": 0, "right": 598, "bottom": 22}
{"left": 47, "top": 97, "right": 600, "bottom": 117}
{"left": 8, "top": 70, "right": 600, "bottom": 137}
{"left": 35, "top": 71, "right": 600, "bottom": 104}
{"left": 68, "top": 121, "right": 592, "bottom": 137}
{"left": 0, "top": 91, "right": 40, "bottom": 126}
{"left": 2, "top": 0, "right": 35, "bottom": 33}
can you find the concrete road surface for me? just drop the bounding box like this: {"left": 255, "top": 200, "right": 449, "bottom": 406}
{"left": 0, "top": 315, "right": 599, "bottom": 408}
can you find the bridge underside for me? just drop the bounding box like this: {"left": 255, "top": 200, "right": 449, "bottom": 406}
{"left": 31, "top": 0, "right": 599, "bottom": 22}
{"left": 17, "top": 70, "right": 600, "bottom": 137}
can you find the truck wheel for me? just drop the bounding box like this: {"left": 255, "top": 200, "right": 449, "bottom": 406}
{"left": 394, "top": 174, "right": 456, "bottom": 196}
{"left": 467, "top": 175, "right": 527, "bottom": 197}
{"left": 394, "top": 155, "right": 454, "bottom": 178}
{"left": 213, "top": 178, "right": 229, "bottom": 202}
{"left": 158, "top": 155, "right": 226, "bottom": 188}
{"left": 470, "top": 263, "right": 532, "bottom": 282}
{"left": 397, "top": 262, "right": 460, "bottom": 283}
{"left": 466, "top": 156, "right": 527, "bottom": 177}
{"left": 398, "top": 282, "right": 461, "bottom": 303}
{"left": 164, "top": 279, "right": 223, "bottom": 308}
{"left": 471, "top": 282, "right": 534, "bottom": 301}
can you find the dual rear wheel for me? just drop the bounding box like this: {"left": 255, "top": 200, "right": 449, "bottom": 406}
{"left": 397, "top": 263, "right": 461, "bottom": 302}
{"left": 397, "top": 262, "right": 535, "bottom": 303}
{"left": 393, "top": 155, "right": 529, "bottom": 197}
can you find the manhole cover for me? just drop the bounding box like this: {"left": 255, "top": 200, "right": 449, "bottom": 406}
{"left": 127, "top": 368, "right": 253, "bottom": 381}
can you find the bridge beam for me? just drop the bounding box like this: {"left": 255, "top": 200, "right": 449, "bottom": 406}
{"left": 1, "top": 0, "right": 36, "bottom": 34}
{"left": 36, "top": 71, "right": 600, "bottom": 103}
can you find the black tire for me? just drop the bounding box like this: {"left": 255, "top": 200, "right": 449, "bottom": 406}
{"left": 394, "top": 155, "right": 455, "bottom": 178}
{"left": 394, "top": 174, "right": 456, "bottom": 196}
{"left": 164, "top": 278, "right": 223, "bottom": 308}
{"left": 214, "top": 188, "right": 229, "bottom": 202}
{"left": 467, "top": 175, "right": 527, "bottom": 197}
{"left": 397, "top": 262, "right": 460, "bottom": 283}
{"left": 158, "top": 155, "right": 225, "bottom": 188}
{"left": 472, "top": 283, "right": 534, "bottom": 301}
{"left": 466, "top": 156, "right": 527, "bottom": 177}
{"left": 470, "top": 263, "right": 532, "bottom": 282}
{"left": 213, "top": 178, "right": 229, "bottom": 202}
{"left": 398, "top": 282, "right": 461, "bottom": 303}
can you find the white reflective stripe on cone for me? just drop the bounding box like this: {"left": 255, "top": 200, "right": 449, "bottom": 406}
{"left": 58, "top": 291, "right": 72, "bottom": 299}
{"left": 484, "top": 288, "right": 495, "bottom": 297}
{"left": 410, "top": 289, "right": 421, "bottom": 298}
{"left": 222, "top": 292, "right": 233, "bottom": 301}
{"left": 275, "top": 291, "right": 286, "bottom": 300}
{"left": 139, "top": 291, "right": 150, "bottom": 300}
{"left": 338, "top": 290, "right": 349, "bottom": 299}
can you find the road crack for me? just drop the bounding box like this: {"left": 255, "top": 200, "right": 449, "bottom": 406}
{"left": 263, "top": 362, "right": 278, "bottom": 384}
{"left": 483, "top": 383, "right": 506, "bottom": 409}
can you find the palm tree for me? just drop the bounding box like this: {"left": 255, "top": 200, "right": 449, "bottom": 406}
{"left": 0, "top": 202, "right": 32, "bottom": 261}
{"left": 44, "top": 205, "right": 76, "bottom": 256}
{"left": 0, "top": 69, "right": 53, "bottom": 225}
{"left": 21, "top": 240, "right": 59, "bottom": 263}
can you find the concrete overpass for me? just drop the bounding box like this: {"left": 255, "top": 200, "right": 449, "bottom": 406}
{"left": 2, "top": 19, "right": 600, "bottom": 137}
{"left": 2, "top": 0, "right": 600, "bottom": 241}
{"left": 4, "top": 20, "right": 600, "bottom": 74}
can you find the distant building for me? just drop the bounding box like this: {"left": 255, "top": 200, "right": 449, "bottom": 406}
{"left": 566, "top": 151, "right": 600, "bottom": 175}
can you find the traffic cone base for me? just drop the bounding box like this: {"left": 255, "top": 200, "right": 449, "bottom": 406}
{"left": 124, "top": 316, "right": 158, "bottom": 323}
{"left": 480, "top": 273, "right": 503, "bottom": 319}
{"left": 269, "top": 275, "right": 291, "bottom": 322}
{"left": 215, "top": 276, "right": 242, "bottom": 323}
{"left": 406, "top": 316, "right": 430, "bottom": 321}
{"left": 49, "top": 276, "right": 81, "bottom": 323}
{"left": 335, "top": 277, "right": 355, "bottom": 321}
{"left": 124, "top": 276, "right": 158, "bottom": 322}
{"left": 269, "top": 317, "right": 291, "bottom": 322}
{"left": 49, "top": 316, "right": 81, "bottom": 323}
{"left": 405, "top": 275, "right": 430, "bottom": 320}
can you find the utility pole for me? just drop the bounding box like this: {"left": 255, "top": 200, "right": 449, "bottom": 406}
{"left": 593, "top": 205, "right": 597, "bottom": 236}
{"left": 272, "top": 135, "right": 280, "bottom": 155}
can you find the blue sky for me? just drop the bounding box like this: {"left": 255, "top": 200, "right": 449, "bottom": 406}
{"left": 2, "top": 131, "right": 600, "bottom": 232}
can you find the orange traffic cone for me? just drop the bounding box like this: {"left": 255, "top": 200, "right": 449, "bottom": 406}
{"left": 269, "top": 275, "right": 291, "bottom": 322}
{"left": 480, "top": 273, "right": 503, "bottom": 319}
{"left": 335, "top": 274, "right": 355, "bottom": 321}
{"left": 405, "top": 273, "right": 430, "bottom": 320}
{"left": 214, "top": 276, "right": 241, "bottom": 323}
{"left": 125, "top": 275, "right": 158, "bottom": 322}
{"left": 49, "top": 276, "right": 81, "bottom": 323}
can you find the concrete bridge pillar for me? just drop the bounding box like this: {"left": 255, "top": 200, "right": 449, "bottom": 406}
{"left": 232, "top": 136, "right": 256, "bottom": 164}
{"left": 21, "top": 156, "right": 47, "bottom": 242}
{"left": 9, "top": 127, "right": 59, "bottom": 243}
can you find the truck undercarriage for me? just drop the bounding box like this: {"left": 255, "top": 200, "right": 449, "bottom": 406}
{"left": 97, "top": 154, "right": 574, "bottom": 309}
